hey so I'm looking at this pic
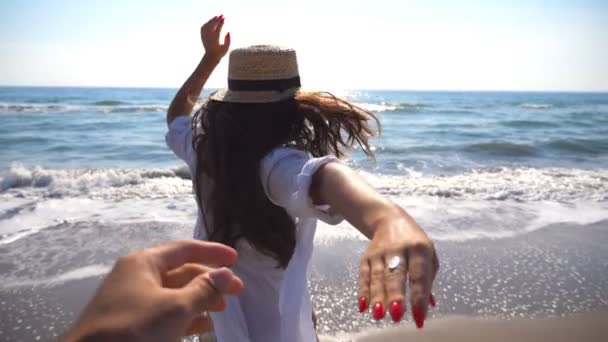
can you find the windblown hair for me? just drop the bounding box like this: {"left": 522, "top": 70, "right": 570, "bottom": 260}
{"left": 192, "top": 92, "right": 380, "bottom": 268}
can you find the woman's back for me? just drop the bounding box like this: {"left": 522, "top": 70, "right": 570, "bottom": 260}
{"left": 165, "top": 15, "right": 439, "bottom": 342}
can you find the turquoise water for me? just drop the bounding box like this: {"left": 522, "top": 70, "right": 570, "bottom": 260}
{"left": 1, "top": 87, "right": 607, "bottom": 172}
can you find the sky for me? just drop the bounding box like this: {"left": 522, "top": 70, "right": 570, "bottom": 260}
{"left": 0, "top": 0, "right": 607, "bottom": 91}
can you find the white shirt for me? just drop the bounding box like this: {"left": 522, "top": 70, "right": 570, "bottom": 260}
{"left": 165, "top": 116, "right": 343, "bottom": 342}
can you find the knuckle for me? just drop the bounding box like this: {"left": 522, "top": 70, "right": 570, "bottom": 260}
{"left": 359, "top": 267, "right": 370, "bottom": 279}
{"left": 371, "top": 267, "right": 384, "bottom": 280}
{"left": 384, "top": 268, "right": 405, "bottom": 282}
{"left": 360, "top": 253, "right": 372, "bottom": 266}
{"left": 171, "top": 297, "right": 192, "bottom": 317}
{"left": 114, "top": 253, "right": 139, "bottom": 268}
{"left": 388, "top": 293, "right": 405, "bottom": 304}
{"left": 410, "top": 239, "right": 433, "bottom": 254}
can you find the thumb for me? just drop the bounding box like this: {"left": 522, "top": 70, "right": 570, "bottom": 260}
{"left": 222, "top": 32, "right": 231, "bottom": 51}
{"left": 181, "top": 267, "right": 234, "bottom": 313}
{"left": 207, "top": 267, "right": 234, "bottom": 293}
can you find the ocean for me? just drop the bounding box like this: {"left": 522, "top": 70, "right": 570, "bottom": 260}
{"left": 1, "top": 87, "right": 607, "bottom": 340}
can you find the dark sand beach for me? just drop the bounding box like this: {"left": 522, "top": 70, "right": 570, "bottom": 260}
{"left": 1, "top": 219, "right": 607, "bottom": 341}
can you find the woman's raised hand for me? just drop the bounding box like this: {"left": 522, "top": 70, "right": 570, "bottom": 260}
{"left": 201, "top": 15, "right": 230, "bottom": 61}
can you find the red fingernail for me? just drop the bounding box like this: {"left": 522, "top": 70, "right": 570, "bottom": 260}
{"left": 413, "top": 305, "right": 425, "bottom": 329}
{"left": 226, "top": 32, "right": 231, "bottom": 38}
{"left": 359, "top": 297, "right": 368, "bottom": 313}
{"left": 389, "top": 301, "right": 404, "bottom": 322}
{"left": 372, "top": 303, "right": 385, "bottom": 320}
{"left": 429, "top": 294, "right": 436, "bottom": 307}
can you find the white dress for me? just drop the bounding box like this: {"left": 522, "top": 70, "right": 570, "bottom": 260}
{"left": 165, "top": 116, "right": 343, "bottom": 342}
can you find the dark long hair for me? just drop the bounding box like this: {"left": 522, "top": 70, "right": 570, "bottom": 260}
{"left": 192, "top": 92, "right": 379, "bottom": 268}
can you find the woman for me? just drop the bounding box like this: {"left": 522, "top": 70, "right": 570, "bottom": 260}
{"left": 166, "top": 15, "right": 439, "bottom": 342}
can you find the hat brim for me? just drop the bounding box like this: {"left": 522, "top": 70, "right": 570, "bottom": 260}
{"left": 210, "top": 88, "right": 299, "bottom": 103}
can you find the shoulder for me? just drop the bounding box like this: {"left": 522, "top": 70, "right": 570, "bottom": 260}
{"left": 260, "top": 147, "right": 307, "bottom": 175}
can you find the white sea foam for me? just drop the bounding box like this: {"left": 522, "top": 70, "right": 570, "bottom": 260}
{"left": 355, "top": 102, "right": 399, "bottom": 112}
{"left": 0, "top": 163, "right": 191, "bottom": 197}
{"left": 354, "top": 102, "right": 425, "bottom": 113}
{"left": 520, "top": 103, "right": 552, "bottom": 110}
{"left": 1, "top": 164, "right": 607, "bottom": 245}
{"left": 2, "top": 264, "right": 112, "bottom": 288}
{"left": 0, "top": 102, "right": 168, "bottom": 114}
{"left": 359, "top": 167, "right": 608, "bottom": 202}
{"left": 315, "top": 197, "right": 608, "bottom": 243}
{"left": 0, "top": 196, "right": 197, "bottom": 244}
{"left": 47, "top": 264, "right": 112, "bottom": 285}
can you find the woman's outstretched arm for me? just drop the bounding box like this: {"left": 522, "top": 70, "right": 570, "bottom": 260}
{"left": 167, "top": 15, "right": 230, "bottom": 126}
{"left": 311, "top": 162, "right": 439, "bottom": 327}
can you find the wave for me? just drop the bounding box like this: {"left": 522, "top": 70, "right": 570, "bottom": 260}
{"left": 1, "top": 165, "right": 607, "bottom": 246}
{"left": 543, "top": 138, "right": 608, "bottom": 155}
{"left": 500, "top": 120, "right": 560, "bottom": 129}
{"left": 355, "top": 102, "right": 428, "bottom": 113}
{"left": 361, "top": 166, "right": 608, "bottom": 203}
{"left": 0, "top": 164, "right": 192, "bottom": 197}
{"left": 0, "top": 102, "right": 168, "bottom": 114}
{"left": 91, "top": 100, "right": 130, "bottom": 106}
{"left": 519, "top": 103, "right": 552, "bottom": 110}
{"left": 376, "top": 137, "right": 608, "bottom": 157}
{"left": 1, "top": 164, "right": 606, "bottom": 204}
{"left": 463, "top": 142, "right": 538, "bottom": 157}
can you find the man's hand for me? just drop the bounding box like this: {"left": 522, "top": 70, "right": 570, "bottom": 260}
{"left": 63, "top": 240, "right": 243, "bottom": 342}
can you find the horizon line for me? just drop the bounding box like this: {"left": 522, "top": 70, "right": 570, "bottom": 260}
{"left": 1, "top": 84, "right": 607, "bottom": 94}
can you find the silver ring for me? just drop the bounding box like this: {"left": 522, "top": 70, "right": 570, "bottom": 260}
{"left": 388, "top": 256, "right": 401, "bottom": 272}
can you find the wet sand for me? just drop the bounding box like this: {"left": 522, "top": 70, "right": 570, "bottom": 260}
{"left": 354, "top": 313, "right": 608, "bottom": 342}
{"left": 1, "top": 220, "right": 607, "bottom": 341}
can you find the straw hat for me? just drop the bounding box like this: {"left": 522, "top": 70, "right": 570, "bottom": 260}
{"left": 210, "top": 45, "right": 301, "bottom": 103}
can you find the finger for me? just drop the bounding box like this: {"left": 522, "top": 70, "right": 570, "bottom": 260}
{"left": 408, "top": 245, "right": 433, "bottom": 329}
{"left": 430, "top": 250, "right": 439, "bottom": 308}
{"left": 384, "top": 254, "right": 407, "bottom": 322}
{"left": 164, "top": 263, "right": 211, "bottom": 288}
{"left": 369, "top": 256, "right": 386, "bottom": 320}
{"left": 148, "top": 239, "right": 237, "bottom": 272}
{"left": 180, "top": 267, "right": 240, "bottom": 314}
{"left": 183, "top": 314, "right": 214, "bottom": 336}
{"left": 211, "top": 14, "right": 223, "bottom": 32}
{"left": 358, "top": 257, "right": 371, "bottom": 313}
{"left": 203, "top": 16, "right": 217, "bottom": 29}
{"left": 163, "top": 263, "right": 244, "bottom": 295}
{"left": 207, "top": 296, "right": 226, "bottom": 312}
{"left": 222, "top": 32, "right": 231, "bottom": 51}
{"left": 215, "top": 16, "right": 225, "bottom": 38}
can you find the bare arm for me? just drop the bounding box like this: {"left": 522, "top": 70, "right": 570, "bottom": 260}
{"left": 311, "top": 163, "right": 439, "bottom": 326}
{"left": 167, "top": 15, "right": 230, "bottom": 126}
{"left": 167, "top": 55, "right": 221, "bottom": 125}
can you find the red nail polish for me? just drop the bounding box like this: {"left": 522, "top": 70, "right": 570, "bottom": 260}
{"left": 413, "top": 305, "right": 425, "bottom": 329}
{"left": 389, "top": 301, "right": 404, "bottom": 322}
{"left": 429, "top": 294, "right": 436, "bottom": 307}
{"left": 372, "top": 303, "right": 385, "bottom": 320}
{"left": 359, "top": 297, "right": 368, "bottom": 313}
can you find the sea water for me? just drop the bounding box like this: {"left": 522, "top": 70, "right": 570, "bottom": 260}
{"left": 1, "top": 87, "right": 607, "bottom": 244}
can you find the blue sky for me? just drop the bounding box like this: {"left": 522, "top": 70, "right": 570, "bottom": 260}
{"left": 0, "top": 0, "right": 607, "bottom": 91}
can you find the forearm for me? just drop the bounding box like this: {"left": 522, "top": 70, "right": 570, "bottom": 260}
{"left": 167, "top": 54, "right": 221, "bottom": 125}
{"left": 312, "top": 163, "right": 416, "bottom": 239}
